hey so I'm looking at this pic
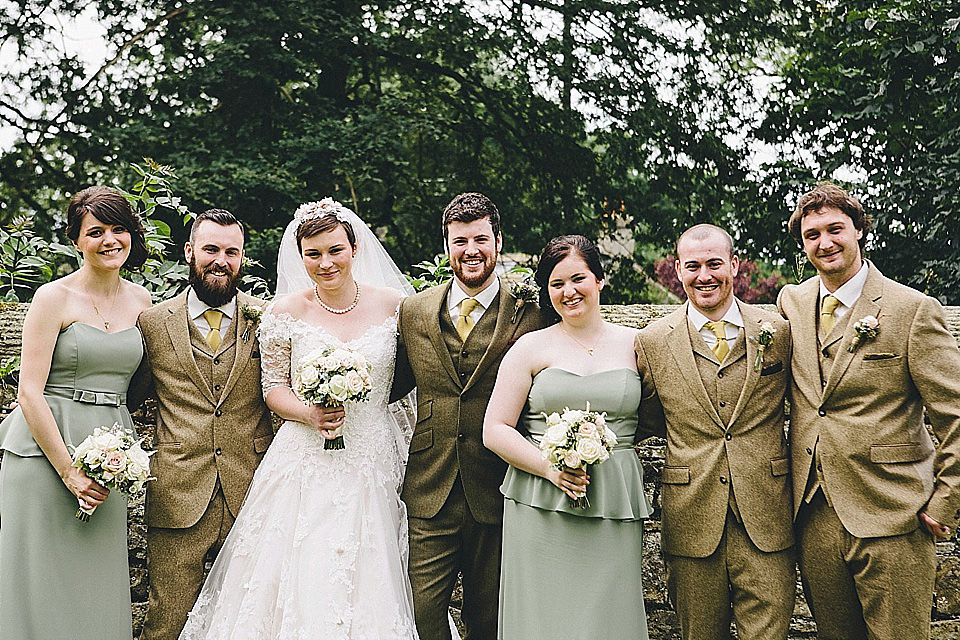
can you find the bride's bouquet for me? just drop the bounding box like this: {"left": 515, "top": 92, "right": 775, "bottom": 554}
{"left": 70, "top": 423, "right": 154, "bottom": 522}
{"left": 538, "top": 405, "right": 618, "bottom": 508}
{"left": 293, "top": 345, "right": 373, "bottom": 449}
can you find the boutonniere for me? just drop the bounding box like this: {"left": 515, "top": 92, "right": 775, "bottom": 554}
{"left": 509, "top": 272, "right": 539, "bottom": 324}
{"left": 848, "top": 315, "right": 879, "bottom": 352}
{"left": 240, "top": 304, "right": 264, "bottom": 342}
{"left": 750, "top": 322, "right": 777, "bottom": 372}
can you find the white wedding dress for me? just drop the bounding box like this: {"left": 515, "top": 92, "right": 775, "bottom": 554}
{"left": 179, "top": 310, "right": 419, "bottom": 640}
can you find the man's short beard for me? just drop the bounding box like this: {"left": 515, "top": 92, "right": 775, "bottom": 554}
{"left": 189, "top": 258, "right": 241, "bottom": 308}
{"left": 452, "top": 257, "right": 497, "bottom": 289}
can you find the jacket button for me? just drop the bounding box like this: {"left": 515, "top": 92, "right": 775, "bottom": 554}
{"left": 460, "top": 372, "right": 468, "bottom": 379}
{"left": 215, "top": 448, "right": 222, "bottom": 456}
{"left": 806, "top": 447, "right": 813, "bottom": 455}
{"left": 215, "top": 409, "right": 223, "bottom": 417}
{"left": 214, "top": 358, "right": 220, "bottom": 365}
{"left": 457, "top": 433, "right": 466, "bottom": 441}
{"left": 818, "top": 409, "right": 826, "bottom": 417}
{"left": 461, "top": 350, "right": 468, "bottom": 357}
{"left": 719, "top": 401, "right": 726, "bottom": 408}
{"left": 718, "top": 372, "right": 724, "bottom": 379}
{"left": 215, "top": 384, "right": 222, "bottom": 391}
{"left": 719, "top": 476, "right": 727, "bottom": 484}
{"left": 725, "top": 433, "right": 732, "bottom": 441}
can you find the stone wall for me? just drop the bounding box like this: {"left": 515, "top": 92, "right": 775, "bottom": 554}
{"left": 2, "top": 303, "right": 960, "bottom": 638}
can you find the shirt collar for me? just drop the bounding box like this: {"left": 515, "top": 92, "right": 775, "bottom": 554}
{"left": 187, "top": 287, "right": 237, "bottom": 321}
{"left": 686, "top": 298, "right": 744, "bottom": 332}
{"left": 448, "top": 276, "right": 500, "bottom": 313}
{"left": 819, "top": 260, "right": 869, "bottom": 309}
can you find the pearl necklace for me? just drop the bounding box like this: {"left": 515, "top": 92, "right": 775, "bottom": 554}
{"left": 314, "top": 282, "right": 360, "bottom": 314}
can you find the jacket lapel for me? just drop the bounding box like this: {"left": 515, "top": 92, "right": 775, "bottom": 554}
{"left": 667, "top": 305, "right": 724, "bottom": 429}
{"left": 464, "top": 280, "right": 521, "bottom": 393}
{"left": 425, "top": 281, "right": 461, "bottom": 387}
{"left": 219, "top": 292, "right": 259, "bottom": 402}
{"left": 792, "top": 277, "right": 826, "bottom": 403}
{"left": 164, "top": 291, "right": 216, "bottom": 404}
{"left": 727, "top": 303, "right": 762, "bottom": 426}
{"left": 821, "top": 264, "right": 883, "bottom": 403}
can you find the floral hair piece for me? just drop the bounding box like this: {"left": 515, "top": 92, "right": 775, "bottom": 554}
{"left": 294, "top": 198, "right": 351, "bottom": 227}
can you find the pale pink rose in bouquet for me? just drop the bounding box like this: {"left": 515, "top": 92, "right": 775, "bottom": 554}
{"left": 293, "top": 345, "right": 373, "bottom": 450}
{"left": 537, "top": 404, "right": 618, "bottom": 508}
{"left": 70, "top": 423, "right": 154, "bottom": 522}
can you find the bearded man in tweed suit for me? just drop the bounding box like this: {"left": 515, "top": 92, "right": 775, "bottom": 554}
{"left": 132, "top": 209, "right": 274, "bottom": 640}
{"left": 392, "top": 193, "right": 546, "bottom": 640}
{"left": 778, "top": 183, "right": 960, "bottom": 640}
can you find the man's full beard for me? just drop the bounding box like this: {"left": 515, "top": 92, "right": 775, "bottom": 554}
{"left": 189, "top": 258, "right": 241, "bottom": 308}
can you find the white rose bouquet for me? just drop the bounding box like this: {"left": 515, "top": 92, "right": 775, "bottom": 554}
{"left": 538, "top": 404, "right": 618, "bottom": 508}
{"left": 70, "top": 423, "right": 154, "bottom": 522}
{"left": 293, "top": 345, "right": 373, "bottom": 449}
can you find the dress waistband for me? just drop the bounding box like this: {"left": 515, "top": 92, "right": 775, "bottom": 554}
{"left": 44, "top": 385, "right": 126, "bottom": 407}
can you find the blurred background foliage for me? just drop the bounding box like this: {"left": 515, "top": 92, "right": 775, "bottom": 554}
{"left": 1, "top": 0, "right": 958, "bottom": 302}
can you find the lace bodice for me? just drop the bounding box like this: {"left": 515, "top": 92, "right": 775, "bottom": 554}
{"left": 257, "top": 310, "right": 404, "bottom": 487}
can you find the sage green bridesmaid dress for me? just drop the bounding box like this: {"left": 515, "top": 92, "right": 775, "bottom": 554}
{"left": 498, "top": 367, "right": 652, "bottom": 640}
{"left": 0, "top": 322, "right": 143, "bottom": 640}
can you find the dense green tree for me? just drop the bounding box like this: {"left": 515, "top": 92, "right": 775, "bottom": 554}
{"left": 757, "top": 0, "right": 960, "bottom": 302}
{"left": 1, "top": 0, "right": 797, "bottom": 298}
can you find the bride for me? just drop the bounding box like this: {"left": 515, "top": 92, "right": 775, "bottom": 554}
{"left": 179, "top": 199, "right": 420, "bottom": 639}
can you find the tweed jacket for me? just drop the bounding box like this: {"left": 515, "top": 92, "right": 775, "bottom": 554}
{"left": 134, "top": 290, "right": 274, "bottom": 529}
{"left": 778, "top": 262, "right": 960, "bottom": 537}
{"left": 394, "top": 278, "right": 545, "bottom": 525}
{"left": 635, "top": 301, "right": 794, "bottom": 558}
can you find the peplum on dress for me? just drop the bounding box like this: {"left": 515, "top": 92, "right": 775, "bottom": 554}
{"left": 0, "top": 322, "right": 143, "bottom": 640}
{"left": 498, "top": 367, "right": 652, "bottom": 640}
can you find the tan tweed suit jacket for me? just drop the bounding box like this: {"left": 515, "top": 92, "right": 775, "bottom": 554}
{"left": 778, "top": 263, "right": 960, "bottom": 536}
{"left": 135, "top": 290, "right": 274, "bottom": 528}
{"left": 395, "top": 278, "right": 544, "bottom": 525}
{"left": 636, "top": 302, "right": 794, "bottom": 557}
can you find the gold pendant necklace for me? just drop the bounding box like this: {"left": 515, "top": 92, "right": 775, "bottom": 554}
{"left": 89, "top": 280, "right": 122, "bottom": 331}
{"left": 561, "top": 326, "right": 600, "bottom": 356}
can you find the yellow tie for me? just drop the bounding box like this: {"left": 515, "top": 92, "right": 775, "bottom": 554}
{"left": 706, "top": 321, "right": 729, "bottom": 362}
{"left": 820, "top": 295, "right": 840, "bottom": 340}
{"left": 456, "top": 298, "right": 480, "bottom": 341}
{"left": 203, "top": 309, "right": 223, "bottom": 351}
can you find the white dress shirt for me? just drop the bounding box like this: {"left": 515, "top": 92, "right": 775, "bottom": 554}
{"left": 818, "top": 260, "right": 869, "bottom": 322}
{"left": 187, "top": 287, "right": 236, "bottom": 338}
{"left": 447, "top": 277, "right": 500, "bottom": 326}
{"left": 687, "top": 299, "right": 745, "bottom": 352}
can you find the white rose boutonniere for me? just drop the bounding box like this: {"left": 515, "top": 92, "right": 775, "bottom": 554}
{"left": 750, "top": 322, "right": 777, "bottom": 372}
{"left": 240, "top": 304, "right": 264, "bottom": 342}
{"left": 848, "top": 315, "right": 879, "bottom": 353}
{"left": 509, "top": 269, "right": 539, "bottom": 323}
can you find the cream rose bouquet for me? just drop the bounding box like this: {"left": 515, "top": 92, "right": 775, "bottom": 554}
{"left": 293, "top": 345, "right": 373, "bottom": 449}
{"left": 538, "top": 405, "right": 618, "bottom": 508}
{"left": 70, "top": 423, "right": 154, "bottom": 522}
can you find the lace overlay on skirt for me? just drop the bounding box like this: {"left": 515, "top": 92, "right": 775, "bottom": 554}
{"left": 179, "top": 311, "right": 418, "bottom": 640}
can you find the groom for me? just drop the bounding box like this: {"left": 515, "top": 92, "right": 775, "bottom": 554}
{"left": 133, "top": 209, "right": 274, "bottom": 640}
{"left": 393, "top": 192, "right": 545, "bottom": 640}
{"left": 635, "top": 224, "right": 796, "bottom": 639}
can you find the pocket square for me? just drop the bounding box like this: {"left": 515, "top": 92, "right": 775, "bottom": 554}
{"left": 760, "top": 361, "right": 783, "bottom": 376}
{"left": 862, "top": 352, "right": 897, "bottom": 360}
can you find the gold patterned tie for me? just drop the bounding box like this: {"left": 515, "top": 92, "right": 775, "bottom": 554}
{"left": 820, "top": 295, "right": 840, "bottom": 341}
{"left": 705, "top": 320, "right": 729, "bottom": 362}
{"left": 456, "top": 298, "right": 480, "bottom": 341}
{"left": 203, "top": 309, "right": 224, "bottom": 351}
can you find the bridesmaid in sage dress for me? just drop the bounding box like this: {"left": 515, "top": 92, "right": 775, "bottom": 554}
{"left": 483, "top": 235, "right": 651, "bottom": 640}
{"left": 0, "top": 186, "right": 152, "bottom": 640}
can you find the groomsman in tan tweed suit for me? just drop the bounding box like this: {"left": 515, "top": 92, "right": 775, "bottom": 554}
{"left": 635, "top": 224, "right": 796, "bottom": 640}
{"left": 392, "top": 193, "right": 545, "bottom": 640}
{"left": 132, "top": 210, "right": 274, "bottom": 640}
{"left": 778, "top": 183, "right": 960, "bottom": 640}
